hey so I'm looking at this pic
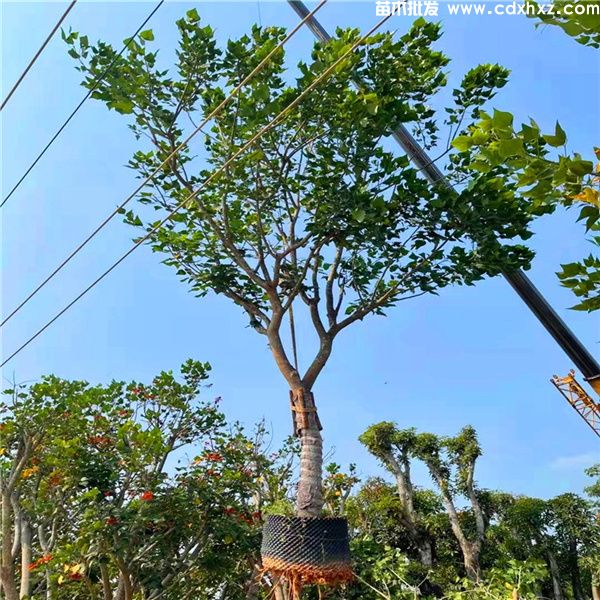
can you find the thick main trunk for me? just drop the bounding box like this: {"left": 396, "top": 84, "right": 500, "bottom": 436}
{"left": 292, "top": 388, "right": 323, "bottom": 518}
{"left": 439, "top": 491, "right": 480, "bottom": 581}
{"left": 546, "top": 550, "right": 564, "bottom": 600}
{"left": 1, "top": 493, "right": 18, "bottom": 600}
{"left": 592, "top": 585, "right": 600, "bottom": 600}
{"left": 274, "top": 582, "right": 288, "bottom": 600}
{"left": 19, "top": 520, "right": 30, "bottom": 599}
{"left": 569, "top": 540, "right": 585, "bottom": 600}
{"left": 463, "top": 546, "right": 480, "bottom": 582}
{"left": 100, "top": 564, "right": 112, "bottom": 600}
{"left": 389, "top": 460, "right": 433, "bottom": 568}
{"left": 266, "top": 314, "right": 330, "bottom": 518}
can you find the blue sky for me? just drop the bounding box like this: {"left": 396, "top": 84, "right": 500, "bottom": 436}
{"left": 1, "top": 0, "right": 599, "bottom": 501}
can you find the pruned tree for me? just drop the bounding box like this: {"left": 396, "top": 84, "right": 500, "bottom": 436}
{"left": 67, "top": 11, "right": 538, "bottom": 517}
{"left": 414, "top": 426, "right": 487, "bottom": 581}
{"left": 362, "top": 423, "right": 488, "bottom": 580}
{"left": 360, "top": 424, "right": 436, "bottom": 567}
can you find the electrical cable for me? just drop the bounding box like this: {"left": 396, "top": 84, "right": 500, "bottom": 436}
{"left": 0, "top": 0, "right": 327, "bottom": 329}
{"left": 1, "top": 0, "right": 78, "bottom": 111}
{"left": 1, "top": 11, "right": 393, "bottom": 368}
{"left": 1, "top": 1, "right": 165, "bottom": 208}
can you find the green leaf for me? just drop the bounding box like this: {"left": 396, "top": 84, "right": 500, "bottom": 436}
{"left": 543, "top": 122, "right": 567, "bottom": 147}
{"left": 492, "top": 108, "right": 514, "bottom": 128}
{"left": 559, "top": 262, "right": 583, "bottom": 277}
{"left": 497, "top": 138, "right": 524, "bottom": 159}
{"left": 452, "top": 135, "right": 473, "bottom": 152}
{"left": 186, "top": 8, "right": 200, "bottom": 22}
{"left": 139, "top": 29, "right": 155, "bottom": 42}
{"left": 568, "top": 159, "right": 593, "bottom": 177}
{"left": 111, "top": 99, "right": 135, "bottom": 114}
{"left": 372, "top": 197, "right": 386, "bottom": 211}
{"left": 469, "top": 161, "right": 492, "bottom": 173}
{"left": 520, "top": 123, "right": 539, "bottom": 142}
{"left": 352, "top": 208, "right": 366, "bottom": 223}
{"left": 471, "top": 130, "right": 488, "bottom": 145}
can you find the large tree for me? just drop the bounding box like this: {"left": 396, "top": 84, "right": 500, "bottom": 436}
{"left": 359, "top": 424, "right": 437, "bottom": 567}
{"left": 67, "top": 11, "right": 538, "bottom": 516}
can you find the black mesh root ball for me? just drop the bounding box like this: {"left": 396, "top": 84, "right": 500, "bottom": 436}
{"left": 261, "top": 515, "right": 353, "bottom": 597}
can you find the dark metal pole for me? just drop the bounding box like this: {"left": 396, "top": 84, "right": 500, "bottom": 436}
{"left": 287, "top": 0, "right": 600, "bottom": 390}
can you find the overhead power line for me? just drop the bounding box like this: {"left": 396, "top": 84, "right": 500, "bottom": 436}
{"left": 1, "top": 10, "right": 393, "bottom": 368}
{"left": 1, "top": 0, "right": 78, "bottom": 111}
{"left": 1, "top": 0, "right": 165, "bottom": 208}
{"left": 0, "top": 0, "right": 327, "bottom": 330}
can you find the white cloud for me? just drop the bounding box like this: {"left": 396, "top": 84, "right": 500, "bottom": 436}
{"left": 550, "top": 452, "right": 600, "bottom": 470}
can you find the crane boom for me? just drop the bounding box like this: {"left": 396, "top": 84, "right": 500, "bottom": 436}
{"left": 552, "top": 372, "right": 600, "bottom": 438}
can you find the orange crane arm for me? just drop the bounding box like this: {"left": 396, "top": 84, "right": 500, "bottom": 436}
{"left": 551, "top": 371, "right": 600, "bottom": 438}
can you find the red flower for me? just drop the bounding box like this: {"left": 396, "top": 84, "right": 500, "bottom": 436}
{"left": 224, "top": 506, "right": 237, "bottom": 516}
{"left": 140, "top": 491, "right": 154, "bottom": 502}
{"left": 69, "top": 573, "right": 84, "bottom": 581}
{"left": 106, "top": 516, "right": 118, "bottom": 526}
{"left": 88, "top": 435, "right": 111, "bottom": 447}
{"left": 28, "top": 555, "right": 53, "bottom": 571}
{"left": 205, "top": 452, "right": 223, "bottom": 462}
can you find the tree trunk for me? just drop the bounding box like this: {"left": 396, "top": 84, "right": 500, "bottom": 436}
{"left": 274, "top": 581, "right": 288, "bottom": 600}
{"left": 292, "top": 388, "right": 323, "bottom": 517}
{"left": 438, "top": 491, "right": 480, "bottom": 581}
{"left": 19, "top": 519, "right": 31, "bottom": 599}
{"left": 463, "top": 545, "right": 480, "bottom": 582}
{"left": 417, "top": 542, "right": 434, "bottom": 568}
{"left": 244, "top": 564, "right": 261, "bottom": 600}
{"left": 546, "top": 550, "right": 564, "bottom": 600}
{"left": 569, "top": 540, "right": 585, "bottom": 600}
{"left": 45, "top": 569, "right": 55, "bottom": 600}
{"left": 591, "top": 584, "right": 600, "bottom": 600}
{"left": 100, "top": 564, "right": 112, "bottom": 600}
{"left": 1, "top": 493, "right": 18, "bottom": 600}
{"left": 388, "top": 455, "right": 433, "bottom": 568}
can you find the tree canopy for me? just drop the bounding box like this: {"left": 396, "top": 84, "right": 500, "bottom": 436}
{"left": 66, "top": 11, "right": 543, "bottom": 516}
